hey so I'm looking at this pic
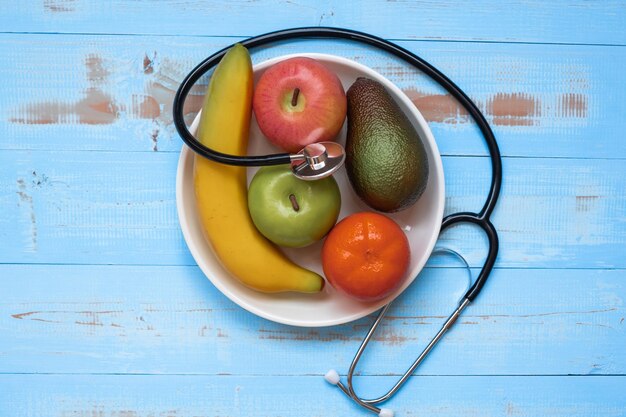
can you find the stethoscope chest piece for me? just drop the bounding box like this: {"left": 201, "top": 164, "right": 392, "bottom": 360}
{"left": 290, "top": 141, "right": 346, "bottom": 180}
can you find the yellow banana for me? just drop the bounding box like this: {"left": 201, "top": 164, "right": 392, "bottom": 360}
{"left": 194, "top": 44, "right": 324, "bottom": 293}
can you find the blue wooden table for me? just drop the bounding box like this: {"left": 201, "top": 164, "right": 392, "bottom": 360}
{"left": 1, "top": 2, "right": 625, "bottom": 415}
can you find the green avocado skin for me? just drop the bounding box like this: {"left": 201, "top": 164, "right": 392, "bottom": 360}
{"left": 345, "top": 77, "right": 429, "bottom": 213}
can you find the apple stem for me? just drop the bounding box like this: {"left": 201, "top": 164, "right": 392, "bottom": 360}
{"left": 291, "top": 88, "right": 300, "bottom": 107}
{"left": 289, "top": 194, "right": 300, "bottom": 212}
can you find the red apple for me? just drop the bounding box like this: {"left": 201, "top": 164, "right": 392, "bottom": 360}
{"left": 253, "top": 57, "right": 347, "bottom": 153}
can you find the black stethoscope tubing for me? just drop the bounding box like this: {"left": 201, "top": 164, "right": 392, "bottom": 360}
{"left": 172, "top": 26, "right": 501, "bottom": 303}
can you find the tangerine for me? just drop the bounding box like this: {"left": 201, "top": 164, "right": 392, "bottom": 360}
{"left": 321, "top": 212, "right": 410, "bottom": 301}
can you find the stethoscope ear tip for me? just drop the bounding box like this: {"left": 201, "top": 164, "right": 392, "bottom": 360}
{"left": 378, "top": 408, "right": 394, "bottom": 417}
{"left": 324, "top": 369, "right": 341, "bottom": 385}
{"left": 324, "top": 368, "right": 394, "bottom": 417}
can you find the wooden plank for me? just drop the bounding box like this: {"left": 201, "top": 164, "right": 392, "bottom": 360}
{"left": 1, "top": 265, "right": 623, "bottom": 376}
{"left": 1, "top": 1, "right": 625, "bottom": 45}
{"left": 1, "top": 150, "right": 624, "bottom": 268}
{"left": 0, "top": 374, "right": 625, "bottom": 417}
{"left": 1, "top": 34, "right": 624, "bottom": 159}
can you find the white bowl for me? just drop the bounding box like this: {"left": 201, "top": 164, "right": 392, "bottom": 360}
{"left": 176, "top": 53, "right": 444, "bottom": 327}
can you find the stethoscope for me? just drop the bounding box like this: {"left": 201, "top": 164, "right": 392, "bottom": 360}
{"left": 173, "top": 27, "right": 501, "bottom": 417}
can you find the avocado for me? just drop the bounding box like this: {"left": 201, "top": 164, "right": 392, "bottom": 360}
{"left": 345, "top": 77, "right": 429, "bottom": 212}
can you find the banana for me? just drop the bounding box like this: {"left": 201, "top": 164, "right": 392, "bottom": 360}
{"left": 193, "top": 44, "right": 324, "bottom": 293}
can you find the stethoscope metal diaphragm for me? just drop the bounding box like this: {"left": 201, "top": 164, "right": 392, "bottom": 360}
{"left": 290, "top": 141, "right": 346, "bottom": 180}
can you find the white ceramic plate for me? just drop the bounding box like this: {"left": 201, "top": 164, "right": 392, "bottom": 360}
{"left": 176, "top": 53, "right": 445, "bottom": 327}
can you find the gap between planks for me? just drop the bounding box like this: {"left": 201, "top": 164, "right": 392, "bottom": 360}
{"left": 0, "top": 31, "right": 626, "bottom": 48}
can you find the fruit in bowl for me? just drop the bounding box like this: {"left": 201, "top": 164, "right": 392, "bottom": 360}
{"left": 322, "top": 212, "right": 411, "bottom": 302}
{"left": 248, "top": 164, "right": 341, "bottom": 248}
{"left": 345, "top": 77, "right": 429, "bottom": 213}
{"left": 252, "top": 57, "right": 347, "bottom": 153}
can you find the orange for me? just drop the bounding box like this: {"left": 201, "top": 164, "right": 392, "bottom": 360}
{"left": 322, "top": 212, "right": 411, "bottom": 301}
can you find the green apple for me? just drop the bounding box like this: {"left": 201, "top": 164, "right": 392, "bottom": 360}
{"left": 248, "top": 164, "right": 341, "bottom": 248}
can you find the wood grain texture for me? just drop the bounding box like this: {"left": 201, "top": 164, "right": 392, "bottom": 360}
{"left": 1, "top": 374, "right": 625, "bottom": 417}
{"left": 1, "top": 0, "right": 625, "bottom": 45}
{"left": 1, "top": 2, "right": 625, "bottom": 414}
{"left": 1, "top": 150, "right": 624, "bottom": 268}
{"left": 1, "top": 35, "right": 624, "bottom": 158}
{"left": 1, "top": 265, "right": 624, "bottom": 376}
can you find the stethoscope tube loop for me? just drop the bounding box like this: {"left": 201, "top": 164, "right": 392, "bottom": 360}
{"left": 441, "top": 213, "right": 499, "bottom": 302}
{"left": 172, "top": 47, "right": 292, "bottom": 166}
